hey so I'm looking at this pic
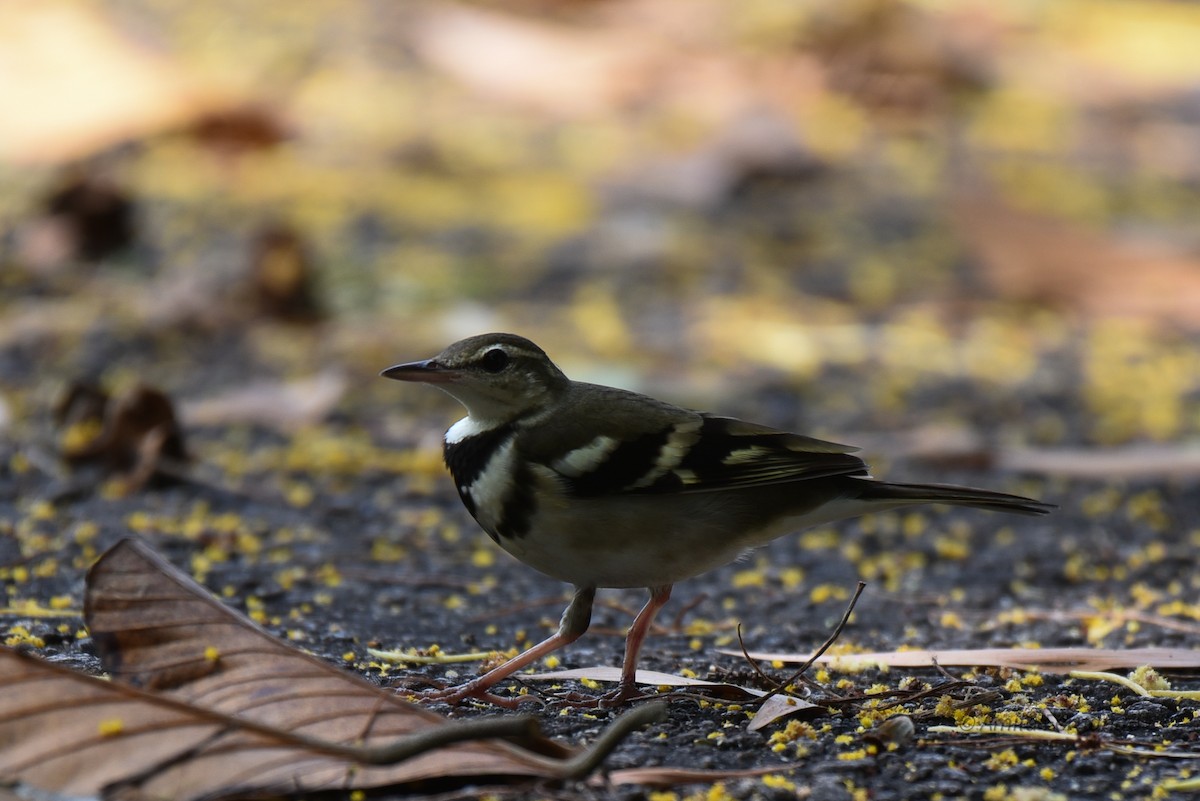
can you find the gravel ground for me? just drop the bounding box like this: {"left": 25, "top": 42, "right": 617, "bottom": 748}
{"left": 5, "top": 5, "right": 1200, "bottom": 797}
{"left": 3, "top": 320, "right": 1198, "bottom": 801}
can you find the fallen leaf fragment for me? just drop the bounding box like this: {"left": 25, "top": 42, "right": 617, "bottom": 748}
{"left": 746, "top": 693, "right": 822, "bottom": 732}
{"left": 527, "top": 666, "right": 765, "bottom": 701}
{"left": 720, "top": 647, "right": 1200, "bottom": 673}
{"left": 65, "top": 538, "right": 666, "bottom": 799}
{"left": 85, "top": 540, "right": 568, "bottom": 770}
{"left": 0, "top": 647, "right": 660, "bottom": 801}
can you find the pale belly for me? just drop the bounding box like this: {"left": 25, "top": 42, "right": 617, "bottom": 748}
{"left": 492, "top": 490, "right": 872, "bottom": 589}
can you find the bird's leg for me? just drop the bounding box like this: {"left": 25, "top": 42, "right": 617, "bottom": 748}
{"left": 416, "top": 585, "right": 595, "bottom": 708}
{"left": 596, "top": 584, "right": 672, "bottom": 708}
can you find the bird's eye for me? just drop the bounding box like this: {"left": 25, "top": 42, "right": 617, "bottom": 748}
{"left": 480, "top": 348, "right": 510, "bottom": 372}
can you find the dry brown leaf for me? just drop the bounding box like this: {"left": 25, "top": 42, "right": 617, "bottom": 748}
{"left": 57, "top": 383, "right": 190, "bottom": 494}
{"left": 0, "top": 646, "right": 601, "bottom": 801}
{"left": 81, "top": 538, "right": 623, "bottom": 794}
{"left": 955, "top": 193, "right": 1200, "bottom": 329}
{"left": 721, "top": 647, "right": 1200, "bottom": 673}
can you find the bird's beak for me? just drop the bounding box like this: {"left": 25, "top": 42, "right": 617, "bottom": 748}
{"left": 380, "top": 359, "right": 457, "bottom": 384}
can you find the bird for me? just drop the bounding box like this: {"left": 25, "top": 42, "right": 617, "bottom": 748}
{"left": 382, "top": 333, "right": 1053, "bottom": 707}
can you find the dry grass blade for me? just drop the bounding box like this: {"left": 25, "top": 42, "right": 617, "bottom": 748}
{"left": 720, "top": 647, "right": 1200, "bottom": 673}
{"left": 82, "top": 538, "right": 613, "bottom": 789}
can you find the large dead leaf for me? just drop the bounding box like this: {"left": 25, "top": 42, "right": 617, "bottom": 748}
{"left": 78, "top": 538, "right": 646, "bottom": 795}
{"left": 722, "top": 646, "right": 1200, "bottom": 673}
{"left": 0, "top": 646, "right": 609, "bottom": 801}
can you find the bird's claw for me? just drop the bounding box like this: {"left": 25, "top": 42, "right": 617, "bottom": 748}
{"left": 549, "top": 682, "right": 654, "bottom": 709}
{"left": 399, "top": 681, "right": 543, "bottom": 710}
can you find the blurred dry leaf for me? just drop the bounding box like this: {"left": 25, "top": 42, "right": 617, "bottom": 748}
{"left": 409, "top": 1, "right": 819, "bottom": 122}
{"left": 410, "top": 3, "right": 661, "bottom": 116}
{"left": 722, "top": 647, "right": 1200, "bottom": 673}
{"left": 249, "top": 223, "right": 324, "bottom": 323}
{"left": 57, "top": 382, "right": 189, "bottom": 493}
{"left": 0, "top": 3, "right": 247, "bottom": 163}
{"left": 602, "top": 106, "right": 823, "bottom": 209}
{"left": 180, "top": 371, "right": 347, "bottom": 430}
{"left": 857, "top": 423, "right": 1200, "bottom": 479}
{"left": 24, "top": 169, "right": 137, "bottom": 266}
{"left": 955, "top": 193, "right": 1200, "bottom": 328}
{"left": 808, "top": 0, "right": 999, "bottom": 125}
{"left": 186, "top": 102, "right": 291, "bottom": 156}
{"left": 986, "top": 444, "right": 1200, "bottom": 479}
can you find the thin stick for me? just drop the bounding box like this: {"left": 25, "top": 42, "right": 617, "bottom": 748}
{"left": 746, "top": 581, "right": 866, "bottom": 708}
{"left": 735, "top": 622, "right": 782, "bottom": 691}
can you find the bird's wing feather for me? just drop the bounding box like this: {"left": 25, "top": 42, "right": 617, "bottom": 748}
{"left": 518, "top": 382, "right": 867, "bottom": 497}
{"left": 638, "top": 414, "right": 869, "bottom": 495}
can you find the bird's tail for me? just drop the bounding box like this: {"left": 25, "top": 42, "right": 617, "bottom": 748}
{"left": 853, "top": 480, "right": 1054, "bottom": 516}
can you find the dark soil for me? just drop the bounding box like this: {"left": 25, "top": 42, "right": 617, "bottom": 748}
{"left": 2, "top": 317, "right": 1198, "bottom": 801}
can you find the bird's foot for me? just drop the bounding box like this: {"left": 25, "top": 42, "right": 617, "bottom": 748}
{"left": 396, "top": 679, "right": 542, "bottom": 710}
{"left": 551, "top": 681, "right": 653, "bottom": 709}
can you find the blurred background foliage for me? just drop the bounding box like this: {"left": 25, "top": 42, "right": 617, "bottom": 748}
{"left": 2, "top": 0, "right": 1200, "bottom": 449}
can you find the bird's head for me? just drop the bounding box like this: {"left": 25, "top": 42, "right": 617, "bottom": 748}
{"left": 382, "top": 333, "right": 569, "bottom": 425}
